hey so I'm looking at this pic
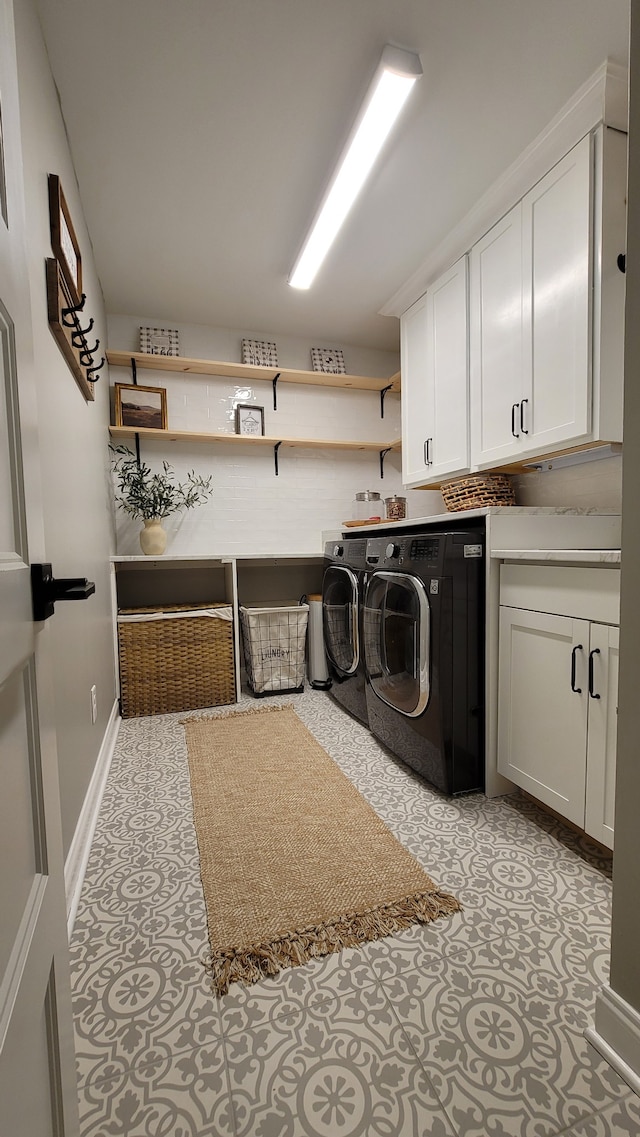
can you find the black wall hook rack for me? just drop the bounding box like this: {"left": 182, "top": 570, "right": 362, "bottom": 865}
{"left": 86, "top": 357, "right": 105, "bottom": 380}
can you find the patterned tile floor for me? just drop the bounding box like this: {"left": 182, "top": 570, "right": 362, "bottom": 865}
{"left": 71, "top": 689, "right": 640, "bottom": 1137}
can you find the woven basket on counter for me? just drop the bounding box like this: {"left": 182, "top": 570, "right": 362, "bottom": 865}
{"left": 117, "top": 602, "right": 235, "bottom": 718}
{"left": 440, "top": 473, "right": 516, "bottom": 512}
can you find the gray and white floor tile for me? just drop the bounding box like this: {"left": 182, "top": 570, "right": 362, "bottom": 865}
{"left": 70, "top": 687, "right": 633, "bottom": 1136}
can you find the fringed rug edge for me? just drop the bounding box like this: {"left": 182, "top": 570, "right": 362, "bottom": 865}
{"left": 204, "top": 888, "right": 462, "bottom": 997}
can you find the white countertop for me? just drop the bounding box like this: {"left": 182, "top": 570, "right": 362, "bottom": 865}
{"left": 340, "top": 506, "right": 620, "bottom": 535}
{"left": 491, "top": 548, "right": 621, "bottom": 564}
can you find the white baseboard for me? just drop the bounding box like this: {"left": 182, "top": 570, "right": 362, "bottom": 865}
{"left": 64, "top": 700, "right": 121, "bottom": 939}
{"left": 585, "top": 984, "right": 640, "bottom": 1098}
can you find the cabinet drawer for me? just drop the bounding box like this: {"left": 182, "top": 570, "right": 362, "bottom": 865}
{"left": 500, "top": 563, "right": 620, "bottom": 624}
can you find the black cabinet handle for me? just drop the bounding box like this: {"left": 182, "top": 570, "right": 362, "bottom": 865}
{"left": 588, "top": 648, "right": 601, "bottom": 699}
{"left": 423, "top": 438, "right": 432, "bottom": 466}
{"left": 571, "top": 644, "right": 583, "bottom": 693}
{"left": 520, "top": 398, "right": 529, "bottom": 435}
{"left": 511, "top": 403, "right": 520, "bottom": 438}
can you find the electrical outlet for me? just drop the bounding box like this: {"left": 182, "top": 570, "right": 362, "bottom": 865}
{"left": 90, "top": 685, "right": 97, "bottom": 724}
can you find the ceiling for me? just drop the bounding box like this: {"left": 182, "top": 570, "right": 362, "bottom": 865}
{"left": 35, "top": 0, "right": 629, "bottom": 352}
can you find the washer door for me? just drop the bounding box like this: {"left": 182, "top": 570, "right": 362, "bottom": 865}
{"left": 322, "top": 565, "right": 359, "bottom": 675}
{"left": 364, "top": 571, "right": 430, "bottom": 717}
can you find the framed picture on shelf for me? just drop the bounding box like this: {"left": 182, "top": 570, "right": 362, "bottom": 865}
{"left": 235, "top": 403, "right": 265, "bottom": 436}
{"left": 114, "top": 383, "right": 168, "bottom": 430}
{"left": 139, "top": 325, "right": 180, "bottom": 356}
{"left": 311, "top": 347, "right": 346, "bottom": 374}
{"left": 241, "top": 338, "right": 278, "bottom": 367}
{"left": 48, "top": 174, "right": 82, "bottom": 300}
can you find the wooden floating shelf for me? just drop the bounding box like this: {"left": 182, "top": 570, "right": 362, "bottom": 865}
{"left": 106, "top": 350, "right": 401, "bottom": 393}
{"left": 109, "top": 425, "right": 401, "bottom": 453}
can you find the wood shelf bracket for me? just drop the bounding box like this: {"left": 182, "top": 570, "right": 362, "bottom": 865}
{"left": 380, "top": 383, "right": 394, "bottom": 419}
{"left": 379, "top": 446, "right": 393, "bottom": 478}
{"left": 274, "top": 440, "right": 283, "bottom": 475}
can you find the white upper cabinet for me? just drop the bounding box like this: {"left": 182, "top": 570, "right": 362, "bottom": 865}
{"left": 401, "top": 256, "right": 469, "bottom": 487}
{"left": 471, "top": 135, "right": 595, "bottom": 466}
{"left": 402, "top": 121, "right": 627, "bottom": 485}
{"left": 521, "top": 134, "right": 592, "bottom": 454}
{"left": 469, "top": 203, "right": 524, "bottom": 466}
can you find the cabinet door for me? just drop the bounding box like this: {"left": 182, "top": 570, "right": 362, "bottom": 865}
{"left": 401, "top": 291, "right": 432, "bottom": 485}
{"left": 498, "top": 606, "right": 589, "bottom": 827}
{"left": 584, "top": 623, "right": 618, "bottom": 850}
{"left": 469, "top": 203, "right": 525, "bottom": 467}
{"left": 520, "top": 135, "right": 592, "bottom": 456}
{"left": 401, "top": 259, "right": 469, "bottom": 487}
{"left": 425, "top": 256, "right": 469, "bottom": 481}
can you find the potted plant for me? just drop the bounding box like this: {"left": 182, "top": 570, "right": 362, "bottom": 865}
{"left": 110, "top": 445, "right": 213, "bottom": 555}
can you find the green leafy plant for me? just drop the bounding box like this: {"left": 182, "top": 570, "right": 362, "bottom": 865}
{"left": 110, "top": 445, "right": 213, "bottom": 520}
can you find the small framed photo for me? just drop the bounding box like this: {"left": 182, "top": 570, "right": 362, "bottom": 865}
{"left": 235, "top": 403, "right": 265, "bottom": 436}
{"left": 139, "top": 326, "right": 180, "bottom": 356}
{"left": 114, "top": 383, "right": 168, "bottom": 430}
{"left": 311, "top": 347, "right": 346, "bottom": 374}
{"left": 48, "top": 174, "right": 82, "bottom": 301}
{"left": 241, "top": 338, "right": 278, "bottom": 367}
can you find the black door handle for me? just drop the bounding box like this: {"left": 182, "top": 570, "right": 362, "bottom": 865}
{"left": 31, "top": 563, "right": 96, "bottom": 622}
{"left": 570, "top": 644, "right": 583, "bottom": 693}
{"left": 588, "top": 648, "right": 601, "bottom": 699}
{"left": 520, "top": 398, "right": 529, "bottom": 435}
{"left": 511, "top": 403, "right": 520, "bottom": 438}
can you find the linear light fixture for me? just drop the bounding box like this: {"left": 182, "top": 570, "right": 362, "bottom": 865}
{"left": 288, "top": 44, "right": 422, "bottom": 290}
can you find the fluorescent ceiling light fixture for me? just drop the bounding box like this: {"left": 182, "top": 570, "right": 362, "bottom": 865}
{"left": 288, "top": 44, "right": 422, "bottom": 290}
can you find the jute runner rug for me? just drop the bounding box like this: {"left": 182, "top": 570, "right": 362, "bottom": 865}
{"left": 181, "top": 705, "right": 461, "bottom": 995}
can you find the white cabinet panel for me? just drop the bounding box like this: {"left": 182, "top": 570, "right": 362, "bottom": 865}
{"left": 522, "top": 134, "right": 592, "bottom": 452}
{"left": 469, "top": 204, "right": 524, "bottom": 466}
{"left": 585, "top": 623, "right": 618, "bottom": 849}
{"left": 402, "top": 258, "right": 469, "bottom": 487}
{"left": 498, "top": 606, "right": 589, "bottom": 826}
{"left": 400, "top": 292, "right": 430, "bottom": 485}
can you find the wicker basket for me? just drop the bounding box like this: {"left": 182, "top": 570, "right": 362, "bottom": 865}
{"left": 440, "top": 473, "right": 516, "bottom": 512}
{"left": 117, "top": 603, "right": 235, "bottom": 718}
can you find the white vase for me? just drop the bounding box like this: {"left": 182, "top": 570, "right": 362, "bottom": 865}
{"left": 139, "top": 518, "right": 167, "bottom": 555}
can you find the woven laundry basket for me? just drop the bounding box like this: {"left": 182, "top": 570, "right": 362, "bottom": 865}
{"left": 117, "top": 603, "right": 235, "bottom": 718}
{"left": 440, "top": 473, "right": 516, "bottom": 513}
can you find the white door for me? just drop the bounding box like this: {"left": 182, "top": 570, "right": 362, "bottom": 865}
{"left": 520, "top": 134, "right": 592, "bottom": 456}
{"left": 0, "top": 1, "right": 79, "bottom": 1133}
{"left": 425, "top": 255, "right": 469, "bottom": 481}
{"left": 401, "top": 290, "right": 431, "bottom": 485}
{"left": 585, "top": 623, "right": 619, "bottom": 850}
{"left": 470, "top": 202, "right": 526, "bottom": 467}
{"left": 497, "top": 605, "right": 589, "bottom": 827}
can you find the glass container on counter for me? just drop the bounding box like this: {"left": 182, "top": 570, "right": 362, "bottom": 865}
{"left": 352, "top": 490, "right": 382, "bottom": 521}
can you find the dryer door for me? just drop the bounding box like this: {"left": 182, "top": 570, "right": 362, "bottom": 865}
{"left": 322, "top": 565, "right": 359, "bottom": 675}
{"left": 364, "top": 571, "right": 431, "bottom": 717}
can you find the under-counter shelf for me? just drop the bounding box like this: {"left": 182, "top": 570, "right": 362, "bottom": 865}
{"left": 106, "top": 349, "right": 401, "bottom": 394}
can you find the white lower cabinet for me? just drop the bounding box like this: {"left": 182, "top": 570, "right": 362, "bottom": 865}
{"left": 497, "top": 564, "right": 620, "bottom": 849}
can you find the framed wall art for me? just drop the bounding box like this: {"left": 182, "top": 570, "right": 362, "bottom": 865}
{"left": 311, "top": 347, "right": 346, "bottom": 374}
{"left": 235, "top": 403, "right": 265, "bottom": 436}
{"left": 48, "top": 174, "right": 82, "bottom": 301}
{"left": 241, "top": 338, "right": 278, "bottom": 368}
{"left": 139, "top": 325, "right": 180, "bottom": 356}
{"left": 114, "top": 383, "right": 168, "bottom": 430}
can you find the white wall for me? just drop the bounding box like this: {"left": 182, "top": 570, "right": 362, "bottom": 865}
{"left": 15, "top": 0, "right": 117, "bottom": 857}
{"left": 108, "top": 314, "right": 439, "bottom": 555}
{"left": 512, "top": 454, "right": 623, "bottom": 511}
